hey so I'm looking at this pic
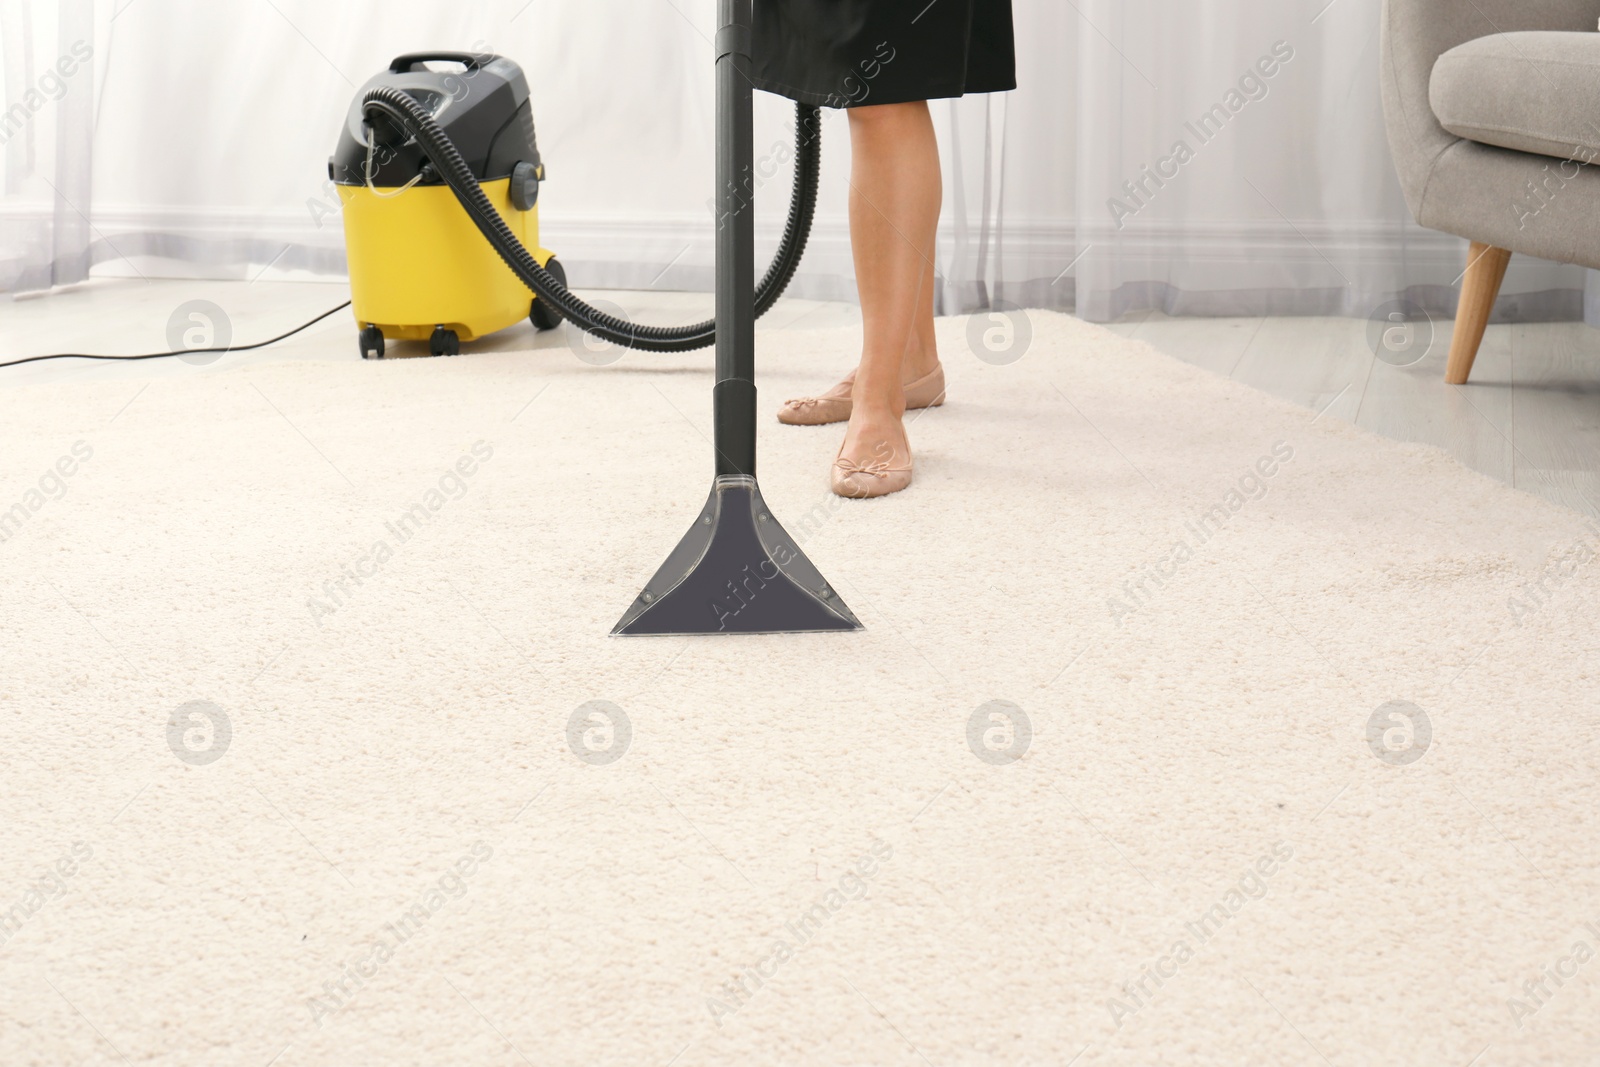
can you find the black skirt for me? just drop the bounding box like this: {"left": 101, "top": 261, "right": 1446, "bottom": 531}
{"left": 751, "top": 0, "right": 1016, "bottom": 109}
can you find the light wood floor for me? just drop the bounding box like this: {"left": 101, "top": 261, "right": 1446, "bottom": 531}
{"left": 1112, "top": 310, "right": 1600, "bottom": 520}
{"left": 3, "top": 279, "right": 1597, "bottom": 519}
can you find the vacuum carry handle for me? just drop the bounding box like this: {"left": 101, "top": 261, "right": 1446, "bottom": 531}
{"left": 389, "top": 51, "right": 488, "bottom": 74}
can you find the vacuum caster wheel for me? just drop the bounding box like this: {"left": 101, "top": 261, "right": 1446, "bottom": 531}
{"left": 429, "top": 326, "right": 460, "bottom": 357}
{"left": 530, "top": 256, "right": 566, "bottom": 331}
{"left": 359, "top": 325, "right": 386, "bottom": 360}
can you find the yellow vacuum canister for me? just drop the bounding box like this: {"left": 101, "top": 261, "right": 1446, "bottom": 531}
{"left": 330, "top": 51, "right": 564, "bottom": 359}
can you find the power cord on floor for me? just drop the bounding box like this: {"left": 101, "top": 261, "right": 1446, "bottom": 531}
{"left": 0, "top": 301, "right": 353, "bottom": 370}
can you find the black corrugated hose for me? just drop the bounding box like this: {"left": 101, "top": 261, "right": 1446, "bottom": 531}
{"left": 362, "top": 85, "right": 822, "bottom": 353}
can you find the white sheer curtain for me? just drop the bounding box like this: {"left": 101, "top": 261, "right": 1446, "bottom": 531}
{"left": 1, "top": 0, "right": 1589, "bottom": 323}
{"left": 1063, "top": 0, "right": 1584, "bottom": 322}
{"left": 1, "top": 0, "right": 104, "bottom": 292}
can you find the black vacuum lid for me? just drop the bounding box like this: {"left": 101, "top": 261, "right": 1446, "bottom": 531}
{"left": 330, "top": 51, "right": 541, "bottom": 187}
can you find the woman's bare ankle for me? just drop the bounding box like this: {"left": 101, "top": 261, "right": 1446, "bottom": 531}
{"left": 903, "top": 346, "right": 940, "bottom": 381}
{"left": 842, "top": 405, "right": 909, "bottom": 453}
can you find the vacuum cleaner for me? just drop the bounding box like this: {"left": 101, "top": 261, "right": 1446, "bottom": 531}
{"left": 331, "top": 51, "right": 560, "bottom": 358}
{"left": 333, "top": 1, "right": 861, "bottom": 636}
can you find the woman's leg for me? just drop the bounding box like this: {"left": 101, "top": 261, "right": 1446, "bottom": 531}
{"left": 833, "top": 99, "right": 942, "bottom": 497}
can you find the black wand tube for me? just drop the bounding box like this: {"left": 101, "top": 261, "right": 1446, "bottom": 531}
{"left": 712, "top": 0, "right": 759, "bottom": 477}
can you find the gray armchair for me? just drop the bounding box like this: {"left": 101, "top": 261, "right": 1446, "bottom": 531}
{"left": 1381, "top": 0, "right": 1600, "bottom": 382}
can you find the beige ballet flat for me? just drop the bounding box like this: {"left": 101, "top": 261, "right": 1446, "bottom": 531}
{"left": 778, "top": 363, "right": 946, "bottom": 426}
{"left": 830, "top": 443, "right": 914, "bottom": 499}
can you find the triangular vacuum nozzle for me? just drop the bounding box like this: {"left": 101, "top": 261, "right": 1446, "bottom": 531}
{"left": 613, "top": 476, "right": 861, "bottom": 635}
{"left": 613, "top": 1, "right": 857, "bottom": 637}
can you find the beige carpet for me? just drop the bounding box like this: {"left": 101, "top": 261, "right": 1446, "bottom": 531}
{"left": 1, "top": 309, "right": 1597, "bottom": 1066}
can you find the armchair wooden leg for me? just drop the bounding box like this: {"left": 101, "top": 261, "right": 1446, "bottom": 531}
{"left": 1446, "top": 242, "right": 1512, "bottom": 385}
